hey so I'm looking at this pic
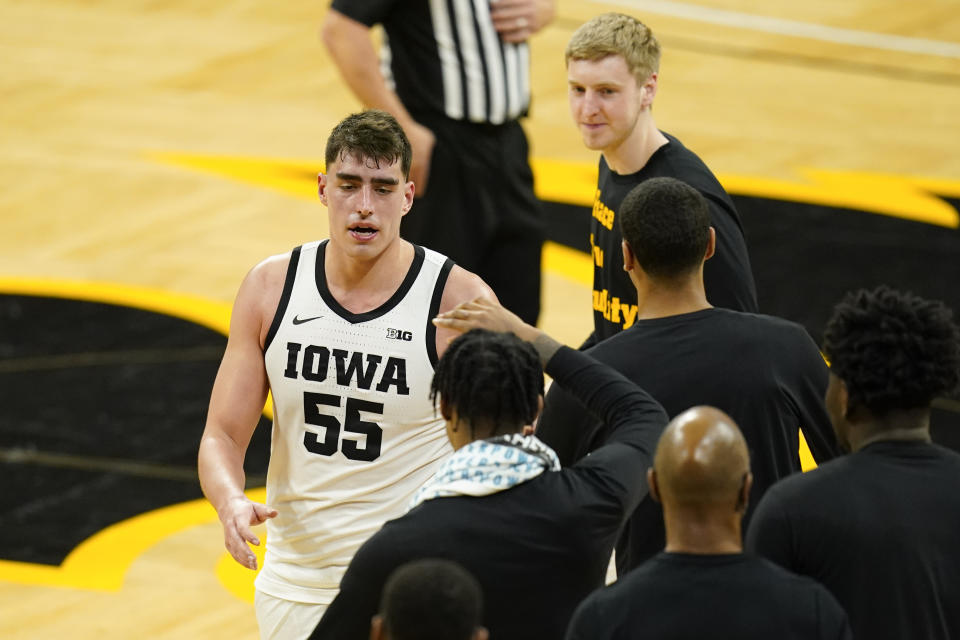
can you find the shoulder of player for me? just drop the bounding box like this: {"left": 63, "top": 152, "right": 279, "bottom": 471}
{"left": 234, "top": 251, "right": 294, "bottom": 320}
{"left": 761, "top": 458, "right": 851, "bottom": 511}
{"left": 585, "top": 556, "right": 661, "bottom": 605}
{"left": 243, "top": 251, "right": 291, "bottom": 294}
{"left": 650, "top": 135, "right": 732, "bottom": 198}
{"left": 582, "top": 327, "right": 639, "bottom": 365}
{"left": 656, "top": 310, "right": 822, "bottom": 371}
{"left": 717, "top": 310, "right": 815, "bottom": 345}
{"left": 747, "top": 554, "right": 840, "bottom": 597}
{"left": 437, "top": 264, "right": 496, "bottom": 313}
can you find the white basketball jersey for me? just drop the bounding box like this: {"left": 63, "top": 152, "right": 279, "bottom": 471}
{"left": 255, "top": 240, "right": 454, "bottom": 604}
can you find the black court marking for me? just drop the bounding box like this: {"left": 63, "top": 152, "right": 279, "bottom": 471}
{"left": 0, "top": 295, "right": 271, "bottom": 566}
{"left": 0, "top": 345, "right": 226, "bottom": 374}
{"left": 542, "top": 192, "right": 960, "bottom": 452}
{"left": 732, "top": 194, "right": 960, "bottom": 344}
{"left": 1, "top": 446, "right": 267, "bottom": 485}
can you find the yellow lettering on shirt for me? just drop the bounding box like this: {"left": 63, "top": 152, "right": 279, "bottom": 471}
{"left": 593, "top": 288, "right": 607, "bottom": 313}
{"left": 592, "top": 190, "right": 615, "bottom": 231}
{"left": 589, "top": 234, "right": 604, "bottom": 268}
{"left": 592, "top": 288, "right": 639, "bottom": 331}
{"left": 621, "top": 304, "right": 638, "bottom": 329}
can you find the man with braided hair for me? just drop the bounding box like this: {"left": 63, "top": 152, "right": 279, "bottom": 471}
{"left": 748, "top": 285, "right": 960, "bottom": 640}
{"left": 311, "top": 299, "right": 668, "bottom": 640}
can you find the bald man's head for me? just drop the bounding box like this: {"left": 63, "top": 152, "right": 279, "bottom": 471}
{"left": 650, "top": 406, "right": 751, "bottom": 510}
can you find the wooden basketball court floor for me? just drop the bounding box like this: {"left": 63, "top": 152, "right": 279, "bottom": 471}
{"left": 1, "top": 0, "right": 959, "bottom": 637}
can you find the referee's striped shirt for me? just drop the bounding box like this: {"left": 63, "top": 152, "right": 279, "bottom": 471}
{"left": 331, "top": 0, "right": 532, "bottom": 125}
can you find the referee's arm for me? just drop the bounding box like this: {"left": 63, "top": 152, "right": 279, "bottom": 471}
{"left": 320, "top": 8, "right": 436, "bottom": 195}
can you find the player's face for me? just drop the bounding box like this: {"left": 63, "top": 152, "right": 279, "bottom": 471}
{"left": 318, "top": 153, "right": 414, "bottom": 260}
{"left": 568, "top": 55, "right": 650, "bottom": 155}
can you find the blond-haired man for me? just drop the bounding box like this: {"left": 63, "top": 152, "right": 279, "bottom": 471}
{"left": 565, "top": 13, "right": 757, "bottom": 345}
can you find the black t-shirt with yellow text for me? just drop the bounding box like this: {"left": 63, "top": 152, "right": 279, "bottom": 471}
{"left": 590, "top": 132, "right": 758, "bottom": 341}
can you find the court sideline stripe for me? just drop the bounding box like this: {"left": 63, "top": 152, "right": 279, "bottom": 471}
{"left": 596, "top": 0, "right": 960, "bottom": 59}
{"left": 1, "top": 446, "right": 266, "bottom": 484}
{"left": 0, "top": 345, "right": 224, "bottom": 374}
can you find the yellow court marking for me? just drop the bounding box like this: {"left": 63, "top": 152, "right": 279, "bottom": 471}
{"left": 150, "top": 150, "right": 960, "bottom": 230}
{"left": 0, "top": 277, "right": 233, "bottom": 337}
{"left": 146, "top": 151, "right": 321, "bottom": 204}
{"left": 0, "top": 489, "right": 266, "bottom": 594}
{"left": 721, "top": 169, "right": 960, "bottom": 229}
{"left": 0, "top": 497, "right": 217, "bottom": 590}
{"left": 530, "top": 157, "right": 599, "bottom": 207}
{"left": 543, "top": 241, "right": 592, "bottom": 286}
{"left": 533, "top": 158, "right": 960, "bottom": 229}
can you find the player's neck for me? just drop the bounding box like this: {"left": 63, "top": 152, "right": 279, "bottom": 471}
{"left": 325, "top": 238, "right": 414, "bottom": 313}
{"left": 850, "top": 409, "right": 931, "bottom": 452}
{"left": 603, "top": 114, "right": 668, "bottom": 175}
{"left": 663, "top": 506, "right": 743, "bottom": 555}
{"left": 633, "top": 274, "right": 711, "bottom": 321}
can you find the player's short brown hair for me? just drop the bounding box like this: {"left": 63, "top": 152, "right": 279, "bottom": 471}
{"left": 565, "top": 13, "right": 661, "bottom": 83}
{"left": 325, "top": 110, "right": 412, "bottom": 180}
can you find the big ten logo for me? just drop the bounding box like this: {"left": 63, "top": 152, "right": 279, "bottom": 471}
{"left": 386, "top": 327, "right": 413, "bottom": 341}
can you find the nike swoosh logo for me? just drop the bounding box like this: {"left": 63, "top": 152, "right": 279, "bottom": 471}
{"left": 292, "top": 314, "right": 324, "bottom": 325}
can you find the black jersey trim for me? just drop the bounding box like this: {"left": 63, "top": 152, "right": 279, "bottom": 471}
{"left": 263, "top": 245, "right": 302, "bottom": 353}
{"left": 426, "top": 257, "right": 455, "bottom": 368}
{"left": 315, "top": 240, "right": 426, "bottom": 324}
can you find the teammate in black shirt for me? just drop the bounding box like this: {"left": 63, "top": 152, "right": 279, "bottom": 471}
{"left": 567, "top": 406, "right": 851, "bottom": 640}
{"left": 565, "top": 13, "right": 757, "bottom": 344}
{"left": 748, "top": 285, "right": 960, "bottom": 640}
{"left": 536, "top": 176, "right": 839, "bottom": 574}
{"left": 310, "top": 300, "right": 668, "bottom": 640}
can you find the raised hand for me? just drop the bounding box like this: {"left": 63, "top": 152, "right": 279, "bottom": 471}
{"left": 433, "top": 297, "right": 539, "bottom": 342}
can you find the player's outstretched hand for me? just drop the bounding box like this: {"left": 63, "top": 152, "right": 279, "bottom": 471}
{"left": 219, "top": 495, "right": 278, "bottom": 570}
{"left": 433, "top": 297, "right": 539, "bottom": 343}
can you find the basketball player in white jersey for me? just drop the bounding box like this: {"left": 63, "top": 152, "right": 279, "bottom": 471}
{"left": 198, "top": 110, "right": 495, "bottom": 640}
